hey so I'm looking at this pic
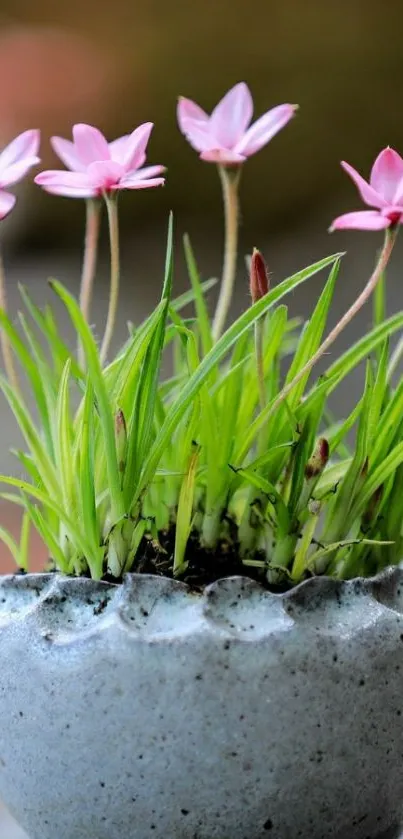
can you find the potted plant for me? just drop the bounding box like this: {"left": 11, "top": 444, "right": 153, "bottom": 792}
{"left": 0, "top": 83, "right": 403, "bottom": 839}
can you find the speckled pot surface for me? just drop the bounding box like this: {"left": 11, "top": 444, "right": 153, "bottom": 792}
{"left": 0, "top": 569, "right": 403, "bottom": 839}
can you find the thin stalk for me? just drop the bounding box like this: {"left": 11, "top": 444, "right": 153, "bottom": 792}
{"left": 100, "top": 194, "right": 120, "bottom": 365}
{"left": 212, "top": 165, "right": 241, "bottom": 341}
{"left": 78, "top": 198, "right": 101, "bottom": 365}
{"left": 266, "top": 227, "right": 398, "bottom": 421}
{"left": 0, "top": 249, "right": 20, "bottom": 392}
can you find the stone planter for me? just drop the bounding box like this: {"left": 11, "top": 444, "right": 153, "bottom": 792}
{"left": 0, "top": 569, "right": 402, "bottom": 839}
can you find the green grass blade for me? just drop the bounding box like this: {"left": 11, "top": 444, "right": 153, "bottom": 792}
{"left": 18, "top": 285, "right": 85, "bottom": 383}
{"left": 350, "top": 441, "right": 403, "bottom": 522}
{"left": 183, "top": 234, "right": 213, "bottom": 357}
{"left": 0, "top": 477, "right": 100, "bottom": 570}
{"left": 0, "top": 309, "right": 53, "bottom": 444}
{"left": 0, "top": 375, "right": 60, "bottom": 499}
{"left": 284, "top": 257, "right": 340, "bottom": 406}
{"left": 173, "top": 442, "right": 200, "bottom": 576}
{"left": 78, "top": 379, "right": 99, "bottom": 553}
{"left": 137, "top": 253, "right": 342, "bottom": 502}
{"left": 322, "top": 313, "right": 403, "bottom": 391}
{"left": 170, "top": 277, "right": 217, "bottom": 313}
{"left": 0, "top": 525, "right": 22, "bottom": 570}
{"left": 232, "top": 465, "right": 290, "bottom": 533}
{"left": 55, "top": 360, "right": 74, "bottom": 513}
{"left": 18, "top": 510, "right": 31, "bottom": 572}
{"left": 123, "top": 215, "right": 173, "bottom": 505}
{"left": 49, "top": 281, "right": 124, "bottom": 522}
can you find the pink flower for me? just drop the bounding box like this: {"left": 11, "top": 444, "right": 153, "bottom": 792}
{"left": 35, "top": 123, "right": 165, "bottom": 198}
{"left": 177, "top": 82, "right": 297, "bottom": 165}
{"left": 331, "top": 148, "right": 403, "bottom": 231}
{"left": 0, "top": 129, "right": 40, "bottom": 219}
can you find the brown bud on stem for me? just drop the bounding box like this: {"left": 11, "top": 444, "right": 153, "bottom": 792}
{"left": 305, "top": 438, "right": 329, "bottom": 480}
{"left": 115, "top": 408, "right": 127, "bottom": 474}
{"left": 250, "top": 248, "right": 269, "bottom": 303}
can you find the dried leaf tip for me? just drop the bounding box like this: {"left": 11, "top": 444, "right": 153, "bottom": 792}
{"left": 250, "top": 248, "right": 269, "bottom": 303}
{"left": 305, "top": 438, "right": 329, "bottom": 479}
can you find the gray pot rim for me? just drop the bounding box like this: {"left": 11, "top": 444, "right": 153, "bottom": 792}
{"left": 0, "top": 564, "right": 402, "bottom": 645}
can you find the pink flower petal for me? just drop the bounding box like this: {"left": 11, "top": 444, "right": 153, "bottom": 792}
{"left": 236, "top": 104, "right": 296, "bottom": 157}
{"left": 72, "top": 124, "right": 110, "bottom": 166}
{"left": 200, "top": 148, "right": 246, "bottom": 164}
{"left": 0, "top": 130, "right": 40, "bottom": 173}
{"left": 177, "top": 97, "right": 209, "bottom": 135}
{"left": 86, "top": 160, "right": 125, "bottom": 190}
{"left": 118, "top": 123, "right": 154, "bottom": 172}
{"left": 108, "top": 134, "right": 131, "bottom": 164}
{"left": 35, "top": 170, "right": 95, "bottom": 198}
{"left": 370, "top": 147, "right": 403, "bottom": 203}
{"left": 115, "top": 176, "right": 165, "bottom": 190}
{"left": 341, "top": 161, "right": 387, "bottom": 210}
{"left": 380, "top": 204, "right": 403, "bottom": 217}
{"left": 330, "top": 210, "right": 390, "bottom": 231}
{"left": 51, "top": 136, "right": 86, "bottom": 172}
{"left": 210, "top": 82, "right": 253, "bottom": 148}
{"left": 0, "top": 190, "right": 16, "bottom": 219}
{"left": 391, "top": 181, "right": 403, "bottom": 206}
{"left": 124, "top": 164, "right": 166, "bottom": 181}
{"left": 0, "top": 156, "right": 40, "bottom": 188}
{"left": 39, "top": 184, "right": 97, "bottom": 198}
{"left": 179, "top": 118, "right": 218, "bottom": 153}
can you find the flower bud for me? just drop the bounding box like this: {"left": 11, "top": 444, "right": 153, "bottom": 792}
{"left": 115, "top": 408, "right": 127, "bottom": 474}
{"left": 250, "top": 248, "right": 269, "bottom": 303}
{"left": 305, "top": 438, "right": 329, "bottom": 480}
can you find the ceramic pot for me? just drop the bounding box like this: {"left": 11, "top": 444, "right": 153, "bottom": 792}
{"left": 0, "top": 569, "right": 402, "bottom": 839}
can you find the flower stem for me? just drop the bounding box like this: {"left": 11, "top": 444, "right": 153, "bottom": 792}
{"left": 266, "top": 226, "right": 398, "bottom": 420}
{"left": 78, "top": 198, "right": 101, "bottom": 365}
{"left": 100, "top": 194, "right": 120, "bottom": 365}
{"left": 0, "top": 250, "right": 20, "bottom": 392}
{"left": 212, "top": 165, "right": 241, "bottom": 341}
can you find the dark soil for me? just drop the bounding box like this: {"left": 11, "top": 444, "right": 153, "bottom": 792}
{"left": 102, "top": 526, "right": 289, "bottom": 592}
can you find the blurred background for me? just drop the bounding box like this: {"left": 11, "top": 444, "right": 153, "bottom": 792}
{"left": 1, "top": 1, "right": 403, "bottom": 831}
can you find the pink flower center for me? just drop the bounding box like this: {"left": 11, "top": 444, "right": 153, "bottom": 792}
{"left": 387, "top": 210, "right": 403, "bottom": 225}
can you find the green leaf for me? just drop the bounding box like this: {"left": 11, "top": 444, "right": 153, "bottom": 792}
{"left": 284, "top": 257, "right": 340, "bottom": 406}
{"left": 310, "top": 538, "right": 393, "bottom": 570}
{"left": 370, "top": 377, "right": 403, "bottom": 469}
{"left": 315, "top": 458, "right": 352, "bottom": 499}
{"left": 137, "top": 253, "right": 342, "bottom": 502}
{"left": 323, "top": 313, "right": 403, "bottom": 391}
{"left": 0, "top": 374, "right": 60, "bottom": 500}
{"left": 18, "top": 510, "right": 31, "bottom": 572}
{"left": 55, "top": 360, "right": 74, "bottom": 514}
{"left": 0, "top": 478, "right": 100, "bottom": 573}
{"left": 323, "top": 363, "right": 374, "bottom": 541}
{"left": 78, "top": 378, "right": 99, "bottom": 561}
{"left": 289, "top": 383, "right": 328, "bottom": 517}
{"left": 170, "top": 277, "right": 217, "bottom": 313}
{"left": 232, "top": 465, "right": 290, "bottom": 534}
{"left": 18, "top": 285, "right": 85, "bottom": 383}
{"left": 123, "top": 214, "right": 173, "bottom": 507}
{"left": 0, "top": 308, "right": 53, "bottom": 449}
{"left": 173, "top": 442, "right": 200, "bottom": 576}
{"left": 350, "top": 440, "right": 403, "bottom": 522}
{"left": 0, "top": 525, "right": 22, "bottom": 570}
{"left": 50, "top": 281, "right": 124, "bottom": 523}
{"left": 20, "top": 495, "right": 71, "bottom": 575}
{"left": 183, "top": 234, "right": 213, "bottom": 357}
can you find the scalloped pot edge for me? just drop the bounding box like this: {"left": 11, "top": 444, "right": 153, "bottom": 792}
{"left": 0, "top": 566, "right": 403, "bottom": 644}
